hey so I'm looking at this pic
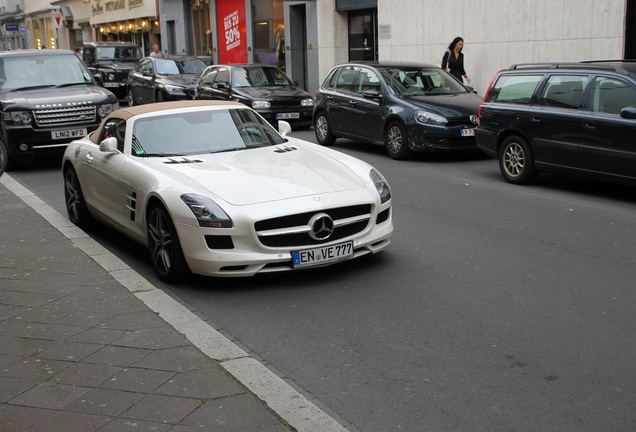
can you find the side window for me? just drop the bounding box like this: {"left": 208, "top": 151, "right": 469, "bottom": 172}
{"left": 489, "top": 75, "right": 542, "bottom": 104}
{"left": 215, "top": 68, "right": 230, "bottom": 87}
{"left": 99, "top": 119, "right": 126, "bottom": 152}
{"left": 332, "top": 66, "right": 358, "bottom": 92}
{"left": 356, "top": 68, "right": 381, "bottom": 94}
{"left": 83, "top": 48, "right": 95, "bottom": 65}
{"left": 539, "top": 75, "right": 587, "bottom": 109}
{"left": 201, "top": 68, "right": 218, "bottom": 85}
{"left": 590, "top": 77, "right": 636, "bottom": 115}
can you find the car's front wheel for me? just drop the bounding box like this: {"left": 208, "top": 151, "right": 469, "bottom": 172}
{"left": 499, "top": 135, "right": 538, "bottom": 185}
{"left": 155, "top": 91, "right": 165, "bottom": 103}
{"left": 64, "top": 167, "right": 93, "bottom": 228}
{"left": 314, "top": 112, "right": 336, "bottom": 146}
{"left": 127, "top": 88, "right": 135, "bottom": 106}
{"left": 147, "top": 204, "right": 188, "bottom": 282}
{"left": 385, "top": 121, "right": 412, "bottom": 160}
{"left": 0, "top": 139, "right": 7, "bottom": 177}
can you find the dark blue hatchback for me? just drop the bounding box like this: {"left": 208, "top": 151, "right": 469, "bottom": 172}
{"left": 313, "top": 62, "right": 482, "bottom": 160}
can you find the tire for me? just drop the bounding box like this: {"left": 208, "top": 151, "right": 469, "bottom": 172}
{"left": 314, "top": 112, "right": 336, "bottom": 146}
{"left": 63, "top": 167, "right": 93, "bottom": 228}
{"left": 127, "top": 88, "right": 135, "bottom": 106}
{"left": 499, "top": 135, "right": 538, "bottom": 185}
{"left": 0, "top": 139, "right": 7, "bottom": 177}
{"left": 155, "top": 91, "right": 165, "bottom": 103}
{"left": 385, "top": 121, "right": 412, "bottom": 160}
{"left": 147, "top": 204, "right": 188, "bottom": 282}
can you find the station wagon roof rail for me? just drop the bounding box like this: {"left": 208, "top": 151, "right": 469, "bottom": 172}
{"left": 509, "top": 62, "right": 634, "bottom": 75}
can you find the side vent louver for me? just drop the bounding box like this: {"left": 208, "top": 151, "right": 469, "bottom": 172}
{"left": 164, "top": 158, "right": 204, "bottom": 164}
{"left": 273, "top": 146, "right": 298, "bottom": 153}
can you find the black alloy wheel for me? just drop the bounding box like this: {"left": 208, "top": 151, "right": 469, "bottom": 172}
{"left": 314, "top": 112, "right": 336, "bottom": 146}
{"left": 64, "top": 167, "right": 93, "bottom": 228}
{"left": 499, "top": 135, "right": 538, "bottom": 185}
{"left": 155, "top": 91, "right": 165, "bottom": 103}
{"left": 147, "top": 204, "right": 187, "bottom": 282}
{"left": 385, "top": 121, "right": 412, "bottom": 160}
{"left": 0, "top": 139, "right": 6, "bottom": 177}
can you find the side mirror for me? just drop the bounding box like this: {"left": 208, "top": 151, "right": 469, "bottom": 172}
{"left": 99, "top": 137, "right": 119, "bottom": 153}
{"left": 216, "top": 82, "right": 229, "bottom": 91}
{"left": 362, "top": 89, "right": 382, "bottom": 99}
{"left": 94, "top": 73, "right": 103, "bottom": 85}
{"left": 620, "top": 105, "right": 636, "bottom": 119}
{"left": 278, "top": 120, "right": 292, "bottom": 137}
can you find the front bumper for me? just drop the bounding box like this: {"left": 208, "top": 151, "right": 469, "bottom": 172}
{"left": 406, "top": 122, "right": 478, "bottom": 152}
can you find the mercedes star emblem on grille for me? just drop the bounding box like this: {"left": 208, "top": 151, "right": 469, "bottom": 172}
{"left": 308, "top": 213, "right": 334, "bottom": 240}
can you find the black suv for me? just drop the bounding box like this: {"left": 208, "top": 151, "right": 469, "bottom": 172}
{"left": 476, "top": 61, "right": 636, "bottom": 185}
{"left": 0, "top": 49, "right": 119, "bottom": 169}
{"left": 83, "top": 42, "right": 142, "bottom": 101}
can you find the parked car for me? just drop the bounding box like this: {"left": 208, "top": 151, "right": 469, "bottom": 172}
{"left": 475, "top": 61, "right": 636, "bottom": 186}
{"left": 127, "top": 55, "right": 207, "bottom": 105}
{"left": 194, "top": 64, "right": 314, "bottom": 128}
{"left": 313, "top": 62, "right": 482, "bottom": 160}
{"left": 0, "top": 49, "right": 119, "bottom": 169}
{"left": 61, "top": 101, "right": 393, "bottom": 282}
{"left": 83, "top": 42, "right": 142, "bottom": 102}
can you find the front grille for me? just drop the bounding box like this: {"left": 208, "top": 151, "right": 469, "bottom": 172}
{"left": 33, "top": 105, "right": 96, "bottom": 126}
{"left": 255, "top": 204, "right": 372, "bottom": 248}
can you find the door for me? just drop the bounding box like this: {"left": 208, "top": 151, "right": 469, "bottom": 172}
{"left": 579, "top": 76, "right": 636, "bottom": 179}
{"left": 346, "top": 67, "right": 384, "bottom": 142}
{"left": 325, "top": 65, "right": 359, "bottom": 135}
{"left": 348, "top": 10, "right": 377, "bottom": 62}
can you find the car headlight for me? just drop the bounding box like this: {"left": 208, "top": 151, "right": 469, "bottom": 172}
{"left": 252, "top": 100, "right": 271, "bottom": 109}
{"left": 415, "top": 110, "right": 447, "bottom": 125}
{"left": 181, "top": 194, "right": 233, "bottom": 228}
{"left": 6, "top": 111, "right": 32, "bottom": 125}
{"left": 369, "top": 168, "right": 391, "bottom": 204}
{"left": 300, "top": 98, "right": 314, "bottom": 107}
{"left": 97, "top": 103, "right": 119, "bottom": 118}
{"left": 162, "top": 84, "right": 186, "bottom": 94}
{"left": 107, "top": 73, "right": 115, "bottom": 81}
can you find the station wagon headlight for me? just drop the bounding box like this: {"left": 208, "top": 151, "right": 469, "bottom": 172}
{"left": 181, "top": 194, "right": 233, "bottom": 228}
{"left": 6, "top": 111, "right": 32, "bottom": 125}
{"left": 252, "top": 100, "right": 271, "bottom": 109}
{"left": 369, "top": 168, "right": 391, "bottom": 204}
{"left": 97, "top": 103, "right": 119, "bottom": 118}
{"left": 415, "top": 110, "right": 447, "bottom": 125}
{"left": 301, "top": 98, "right": 314, "bottom": 107}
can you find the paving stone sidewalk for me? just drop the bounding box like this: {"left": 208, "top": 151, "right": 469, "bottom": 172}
{"left": 0, "top": 180, "right": 294, "bottom": 431}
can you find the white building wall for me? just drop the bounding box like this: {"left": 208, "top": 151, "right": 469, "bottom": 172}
{"left": 378, "top": 0, "right": 626, "bottom": 94}
{"left": 315, "top": 0, "right": 348, "bottom": 81}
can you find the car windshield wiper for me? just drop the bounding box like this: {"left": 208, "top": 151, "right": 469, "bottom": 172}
{"left": 12, "top": 85, "right": 56, "bottom": 91}
{"left": 212, "top": 147, "right": 246, "bottom": 154}
{"left": 141, "top": 153, "right": 186, "bottom": 157}
{"left": 56, "top": 82, "right": 89, "bottom": 88}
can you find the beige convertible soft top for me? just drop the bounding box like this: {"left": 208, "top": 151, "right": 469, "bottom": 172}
{"left": 89, "top": 100, "right": 245, "bottom": 144}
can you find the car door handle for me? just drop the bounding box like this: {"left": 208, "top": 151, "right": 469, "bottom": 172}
{"left": 529, "top": 116, "right": 541, "bottom": 121}
{"left": 86, "top": 153, "right": 94, "bottom": 164}
{"left": 583, "top": 121, "right": 595, "bottom": 129}
{"left": 349, "top": 100, "right": 357, "bottom": 105}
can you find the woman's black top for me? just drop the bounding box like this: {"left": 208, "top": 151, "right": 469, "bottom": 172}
{"left": 442, "top": 50, "right": 466, "bottom": 83}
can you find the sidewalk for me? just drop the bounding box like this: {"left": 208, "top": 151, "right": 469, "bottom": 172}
{"left": 0, "top": 174, "right": 349, "bottom": 432}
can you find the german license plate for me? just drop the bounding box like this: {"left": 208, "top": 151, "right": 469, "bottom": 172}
{"left": 52, "top": 128, "right": 87, "bottom": 140}
{"left": 103, "top": 82, "right": 120, "bottom": 88}
{"left": 292, "top": 241, "right": 354, "bottom": 268}
{"left": 276, "top": 112, "right": 300, "bottom": 120}
{"left": 461, "top": 128, "right": 475, "bottom": 137}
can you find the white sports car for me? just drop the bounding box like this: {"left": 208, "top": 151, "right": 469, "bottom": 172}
{"left": 62, "top": 101, "right": 393, "bottom": 282}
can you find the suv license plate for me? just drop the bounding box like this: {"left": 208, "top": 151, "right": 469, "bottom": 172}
{"left": 103, "top": 83, "right": 120, "bottom": 88}
{"left": 52, "top": 128, "right": 87, "bottom": 140}
{"left": 276, "top": 112, "right": 300, "bottom": 120}
{"left": 461, "top": 128, "right": 475, "bottom": 137}
{"left": 292, "top": 241, "right": 354, "bottom": 268}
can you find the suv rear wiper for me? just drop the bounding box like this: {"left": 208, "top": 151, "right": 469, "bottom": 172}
{"left": 12, "top": 85, "right": 56, "bottom": 91}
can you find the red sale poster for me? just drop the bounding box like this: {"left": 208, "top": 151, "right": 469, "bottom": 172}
{"left": 216, "top": 0, "right": 248, "bottom": 64}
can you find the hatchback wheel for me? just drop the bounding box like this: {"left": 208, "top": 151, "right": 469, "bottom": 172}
{"left": 385, "top": 121, "right": 412, "bottom": 160}
{"left": 147, "top": 204, "right": 188, "bottom": 282}
{"left": 314, "top": 112, "right": 336, "bottom": 146}
{"left": 499, "top": 135, "right": 538, "bottom": 185}
{"left": 64, "top": 167, "right": 93, "bottom": 228}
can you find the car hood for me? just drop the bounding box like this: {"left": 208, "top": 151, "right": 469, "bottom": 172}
{"left": 232, "top": 86, "right": 311, "bottom": 101}
{"left": 160, "top": 74, "right": 201, "bottom": 86}
{"left": 1, "top": 86, "right": 114, "bottom": 109}
{"left": 141, "top": 143, "right": 366, "bottom": 205}
{"left": 403, "top": 92, "right": 481, "bottom": 118}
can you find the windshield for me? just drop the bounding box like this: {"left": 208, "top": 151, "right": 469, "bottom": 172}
{"left": 380, "top": 67, "right": 468, "bottom": 96}
{"left": 154, "top": 58, "right": 207, "bottom": 75}
{"left": 130, "top": 108, "right": 286, "bottom": 157}
{"left": 0, "top": 54, "right": 94, "bottom": 91}
{"left": 232, "top": 66, "right": 293, "bottom": 87}
{"left": 96, "top": 46, "right": 142, "bottom": 62}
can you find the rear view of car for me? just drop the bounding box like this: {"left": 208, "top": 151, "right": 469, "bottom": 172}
{"left": 0, "top": 49, "right": 119, "bottom": 169}
{"left": 476, "top": 62, "right": 636, "bottom": 186}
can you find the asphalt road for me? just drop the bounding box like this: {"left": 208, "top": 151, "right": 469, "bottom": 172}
{"left": 10, "top": 129, "right": 636, "bottom": 432}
